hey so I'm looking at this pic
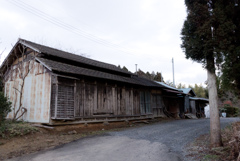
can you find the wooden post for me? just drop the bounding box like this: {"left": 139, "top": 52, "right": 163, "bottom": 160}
{"left": 74, "top": 80, "right": 76, "bottom": 118}
{"left": 54, "top": 77, "right": 58, "bottom": 119}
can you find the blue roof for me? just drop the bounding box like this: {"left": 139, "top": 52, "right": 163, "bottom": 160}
{"left": 180, "top": 88, "right": 191, "bottom": 94}
{"left": 179, "top": 88, "right": 196, "bottom": 96}
{"left": 155, "top": 81, "right": 183, "bottom": 92}
{"left": 190, "top": 97, "right": 209, "bottom": 102}
{"left": 155, "top": 82, "right": 208, "bottom": 102}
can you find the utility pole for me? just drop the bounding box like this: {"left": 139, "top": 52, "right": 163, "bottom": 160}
{"left": 172, "top": 58, "right": 175, "bottom": 87}
{"left": 161, "top": 71, "right": 163, "bottom": 82}
{"left": 135, "top": 64, "right": 138, "bottom": 75}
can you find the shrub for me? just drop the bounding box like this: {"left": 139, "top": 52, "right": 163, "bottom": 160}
{"left": 0, "top": 120, "right": 38, "bottom": 138}
{"left": 223, "top": 104, "right": 239, "bottom": 117}
{"left": 0, "top": 92, "right": 12, "bottom": 124}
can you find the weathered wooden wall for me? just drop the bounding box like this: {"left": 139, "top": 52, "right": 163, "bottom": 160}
{"left": 184, "top": 96, "right": 190, "bottom": 113}
{"left": 151, "top": 90, "right": 164, "bottom": 117}
{"left": 162, "top": 96, "right": 180, "bottom": 118}
{"left": 189, "top": 100, "right": 196, "bottom": 114}
{"left": 4, "top": 60, "right": 51, "bottom": 123}
{"left": 51, "top": 76, "right": 166, "bottom": 120}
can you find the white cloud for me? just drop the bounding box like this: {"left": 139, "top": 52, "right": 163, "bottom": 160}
{"left": 0, "top": 0, "right": 207, "bottom": 86}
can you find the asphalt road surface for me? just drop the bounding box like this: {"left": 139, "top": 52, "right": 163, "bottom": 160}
{"left": 8, "top": 118, "right": 240, "bottom": 161}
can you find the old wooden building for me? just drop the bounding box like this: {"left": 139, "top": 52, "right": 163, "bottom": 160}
{"left": 155, "top": 82, "right": 185, "bottom": 118}
{"left": 1, "top": 39, "right": 182, "bottom": 125}
{"left": 180, "top": 88, "right": 208, "bottom": 118}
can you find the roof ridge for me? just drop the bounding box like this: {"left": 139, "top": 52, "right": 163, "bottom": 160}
{"left": 19, "top": 38, "right": 114, "bottom": 66}
{"left": 19, "top": 38, "right": 80, "bottom": 56}
{"left": 18, "top": 38, "right": 132, "bottom": 75}
{"left": 37, "top": 57, "right": 145, "bottom": 86}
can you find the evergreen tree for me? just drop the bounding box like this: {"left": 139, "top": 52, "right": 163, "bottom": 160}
{"left": 122, "top": 66, "right": 129, "bottom": 72}
{"left": 0, "top": 92, "right": 11, "bottom": 124}
{"left": 0, "top": 78, "right": 3, "bottom": 92}
{"left": 215, "top": 1, "right": 240, "bottom": 93}
{"left": 180, "top": 0, "right": 238, "bottom": 147}
{"left": 177, "top": 83, "right": 186, "bottom": 89}
{"left": 151, "top": 71, "right": 156, "bottom": 80}
{"left": 165, "top": 80, "right": 174, "bottom": 87}
{"left": 137, "top": 69, "right": 147, "bottom": 79}
{"left": 137, "top": 70, "right": 164, "bottom": 82}
{"left": 146, "top": 72, "right": 151, "bottom": 80}
{"left": 154, "top": 72, "right": 163, "bottom": 82}
{"left": 194, "top": 84, "right": 208, "bottom": 98}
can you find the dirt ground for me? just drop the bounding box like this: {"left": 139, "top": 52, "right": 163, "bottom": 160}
{"left": 1, "top": 118, "right": 239, "bottom": 161}
{"left": 186, "top": 121, "right": 240, "bottom": 161}
{"left": 0, "top": 121, "right": 137, "bottom": 160}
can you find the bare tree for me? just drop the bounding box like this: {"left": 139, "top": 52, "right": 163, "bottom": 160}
{"left": 1, "top": 42, "right": 36, "bottom": 121}
{"left": 12, "top": 44, "right": 36, "bottom": 121}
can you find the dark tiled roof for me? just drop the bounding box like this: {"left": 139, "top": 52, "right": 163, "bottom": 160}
{"left": 37, "top": 58, "right": 148, "bottom": 86}
{"left": 132, "top": 76, "right": 165, "bottom": 88}
{"left": 155, "top": 81, "right": 182, "bottom": 91}
{"left": 18, "top": 39, "right": 167, "bottom": 88}
{"left": 19, "top": 39, "right": 132, "bottom": 75}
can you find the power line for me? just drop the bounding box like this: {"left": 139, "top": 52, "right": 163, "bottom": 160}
{"left": 7, "top": 0, "right": 173, "bottom": 64}
{"left": 42, "top": 0, "right": 110, "bottom": 37}
{"left": 8, "top": 0, "right": 138, "bottom": 56}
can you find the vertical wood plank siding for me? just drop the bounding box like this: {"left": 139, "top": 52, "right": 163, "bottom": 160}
{"left": 50, "top": 84, "right": 56, "bottom": 117}
{"left": 51, "top": 77, "right": 165, "bottom": 119}
{"left": 57, "top": 85, "right": 74, "bottom": 118}
{"left": 151, "top": 95, "right": 164, "bottom": 116}
{"left": 190, "top": 100, "right": 196, "bottom": 114}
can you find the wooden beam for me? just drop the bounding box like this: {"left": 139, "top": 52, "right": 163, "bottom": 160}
{"left": 54, "top": 78, "right": 58, "bottom": 119}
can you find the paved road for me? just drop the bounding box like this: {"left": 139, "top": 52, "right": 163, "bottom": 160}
{"left": 8, "top": 118, "right": 240, "bottom": 161}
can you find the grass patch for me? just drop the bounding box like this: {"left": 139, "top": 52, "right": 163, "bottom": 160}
{"left": 203, "top": 154, "right": 219, "bottom": 161}
{"left": 0, "top": 120, "right": 38, "bottom": 138}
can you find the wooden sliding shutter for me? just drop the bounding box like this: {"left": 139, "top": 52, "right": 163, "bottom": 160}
{"left": 57, "top": 85, "right": 74, "bottom": 118}
{"left": 140, "top": 91, "right": 151, "bottom": 114}
{"left": 152, "top": 94, "right": 164, "bottom": 116}
{"left": 51, "top": 77, "right": 75, "bottom": 119}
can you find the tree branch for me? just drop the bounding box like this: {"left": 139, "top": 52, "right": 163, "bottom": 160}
{"left": 15, "top": 107, "right": 27, "bottom": 120}
{"left": 13, "top": 86, "right": 22, "bottom": 93}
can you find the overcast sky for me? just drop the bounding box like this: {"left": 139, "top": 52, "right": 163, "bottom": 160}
{"left": 0, "top": 0, "right": 207, "bottom": 86}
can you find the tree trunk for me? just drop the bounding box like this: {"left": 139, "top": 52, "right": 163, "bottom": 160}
{"left": 207, "top": 56, "right": 223, "bottom": 148}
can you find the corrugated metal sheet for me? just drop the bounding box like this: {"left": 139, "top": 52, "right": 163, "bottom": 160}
{"left": 180, "top": 88, "right": 197, "bottom": 97}
{"left": 189, "top": 97, "right": 209, "bottom": 102}
{"left": 4, "top": 60, "right": 51, "bottom": 123}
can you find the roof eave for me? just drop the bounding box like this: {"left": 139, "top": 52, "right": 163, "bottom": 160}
{"left": 0, "top": 39, "right": 41, "bottom": 71}
{"left": 19, "top": 39, "right": 41, "bottom": 53}
{"left": 35, "top": 57, "right": 52, "bottom": 71}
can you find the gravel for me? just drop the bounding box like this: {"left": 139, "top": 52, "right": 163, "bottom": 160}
{"left": 108, "top": 117, "right": 240, "bottom": 160}
{"left": 8, "top": 117, "right": 240, "bottom": 161}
